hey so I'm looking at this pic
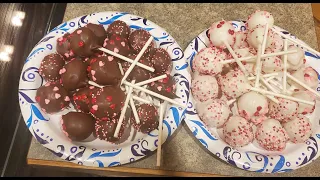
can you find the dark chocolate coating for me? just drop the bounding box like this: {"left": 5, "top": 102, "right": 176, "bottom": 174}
{"left": 72, "top": 86, "right": 98, "bottom": 113}
{"left": 103, "top": 34, "right": 131, "bottom": 62}
{"left": 88, "top": 56, "right": 122, "bottom": 85}
{"left": 39, "top": 53, "right": 65, "bottom": 82}
{"left": 128, "top": 29, "right": 154, "bottom": 54}
{"left": 148, "top": 75, "right": 178, "bottom": 99}
{"left": 56, "top": 33, "right": 74, "bottom": 61}
{"left": 131, "top": 104, "right": 159, "bottom": 134}
{"left": 121, "top": 53, "right": 154, "bottom": 83}
{"left": 61, "top": 112, "right": 95, "bottom": 141}
{"left": 35, "top": 82, "right": 70, "bottom": 114}
{"left": 69, "top": 27, "right": 99, "bottom": 57}
{"left": 89, "top": 86, "right": 125, "bottom": 120}
{"left": 106, "top": 20, "right": 131, "bottom": 39}
{"left": 151, "top": 48, "right": 172, "bottom": 75}
{"left": 86, "top": 23, "right": 107, "bottom": 46}
{"left": 60, "top": 59, "right": 88, "bottom": 91}
{"left": 95, "top": 119, "right": 125, "bottom": 143}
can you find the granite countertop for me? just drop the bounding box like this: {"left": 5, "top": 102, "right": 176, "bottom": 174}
{"left": 28, "top": 3, "right": 320, "bottom": 177}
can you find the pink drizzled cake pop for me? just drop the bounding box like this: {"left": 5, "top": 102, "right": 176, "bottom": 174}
{"left": 238, "top": 91, "right": 269, "bottom": 125}
{"left": 292, "top": 91, "right": 316, "bottom": 115}
{"left": 223, "top": 116, "right": 254, "bottom": 148}
{"left": 208, "top": 20, "right": 236, "bottom": 49}
{"left": 192, "top": 47, "right": 227, "bottom": 76}
{"left": 218, "top": 69, "right": 250, "bottom": 99}
{"left": 261, "top": 49, "right": 283, "bottom": 73}
{"left": 282, "top": 115, "right": 312, "bottom": 144}
{"left": 196, "top": 99, "right": 231, "bottom": 128}
{"left": 246, "top": 10, "right": 274, "bottom": 30}
{"left": 269, "top": 98, "right": 298, "bottom": 122}
{"left": 191, "top": 73, "right": 219, "bottom": 102}
{"left": 233, "top": 31, "right": 249, "bottom": 50}
{"left": 289, "top": 66, "right": 319, "bottom": 91}
{"left": 255, "top": 119, "right": 289, "bottom": 151}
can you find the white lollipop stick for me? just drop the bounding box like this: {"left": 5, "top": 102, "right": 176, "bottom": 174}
{"left": 261, "top": 23, "right": 269, "bottom": 53}
{"left": 156, "top": 101, "right": 168, "bottom": 167}
{"left": 223, "top": 40, "right": 249, "bottom": 76}
{"left": 260, "top": 76, "right": 279, "bottom": 93}
{"left": 221, "top": 50, "right": 298, "bottom": 64}
{"left": 227, "top": 99, "right": 237, "bottom": 105}
{"left": 120, "top": 36, "right": 154, "bottom": 85}
{"left": 132, "top": 96, "right": 151, "bottom": 104}
{"left": 123, "top": 81, "right": 186, "bottom": 108}
{"left": 258, "top": 84, "right": 280, "bottom": 104}
{"left": 283, "top": 39, "right": 288, "bottom": 93}
{"left": 136, "top": 74, "right": 168, "bottom": 86}
{"left": 272, "top": 28, "right": 320, "bottom": 56}
{"left": 286, "top": 73, "right": 320, "bottom": 98}
{"left": 247, "top": 73, "right": 279, "bottom": 80}
{"left": 130, "top": 97, "right": 140, "bottom": 124}
{"left": 250, "top": 87, "right": 315, "bottom": 105}
{"left": 254, "top": 45, "right": 263, "bottom": 87}
{"left": 114, "top": 80, "right": 136, "bottom": 138}
{"left": 98, "top": 47, "right": 155, "bottom": 72}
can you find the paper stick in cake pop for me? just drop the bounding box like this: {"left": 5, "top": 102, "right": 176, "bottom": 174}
{"left": 130, "top": 97, "right": 140, "bottom": 125}
{"left": 123, "top": 81, "right": 187, "bottom": 108}
{"left": 258, "top": 84, "right": 280, "bottom": 104}
{"left": 156, "top": 101, "right": 168, "bottom": 167}
{"left": 286, "top": 73, "right": 320, "bottom": 98}
{"left": 221, "top": 49, "right": 298, "bottom": 64}
{"left": 247, "top": 73, "right": 279, "bottom": 80}
{"left": 271, "top": 28, "right": 320, "bottom": 56}
{"left": 261, "top": 23, "right": 269, "bottom": 53}
{"left": 114, "top": 80, "right": 136, "bottom": 138}
{"left": 260, "top": 76, "right": 279, "bottom": 93}
{"left": 226, "top": 99, "right": 237, "bottom": 105}
{"left": 120, "top": 36, "right": 154, "bottom": 85}
{"left": 254, "top": 45, "right": 263, "bottom": 87}
{"left": 283, "top": 39, "right": 288, "bottom": 93}
{"left": 250, "top": 87, "right": 315, "bottom": 105}
{"left": 98, "top": 47, "right": 155, "bottom": 72}
{"left": 223, "top": 40, "right": 249, "bottom": 76}
{"left": 135, "top": 74, "right": 168, "bottom": 86}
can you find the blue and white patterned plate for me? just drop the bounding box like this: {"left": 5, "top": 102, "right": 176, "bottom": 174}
{"left": 18, "top": 12, "right": 190, "bottom": 167}
{"left": 184, "top": 21, "right": 320, "bottom": 173}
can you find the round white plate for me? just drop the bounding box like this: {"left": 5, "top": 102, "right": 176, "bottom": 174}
{"left": 183, "top": 20, "right": 320, "bottom": 173}
{"left": 18, "top": 12, "right": 190, "bottom": 167}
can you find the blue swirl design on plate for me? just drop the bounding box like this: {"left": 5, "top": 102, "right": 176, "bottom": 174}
{"left": 223, "top": 146, "right": 241, "bottom": 167}
{"left": 192, "top": 126, "right": 208, "bottom": 148}
{"left": 46, "top": 145, "right": 65, "bottom": 158}
{"left": 131, "top": 139, "right": 150, "bottom": 156}
{"left": 190, "top": 120, "right": 217, "bottom": 141}
{"left": 187, "top": 51, "right": 196, "bottom": 72}
{"left": 169, "top": 107, "right": 181, "bottom": 127}
{"left": 25, "top": 48, "right": 45, "bottom": 63}
{"left": 298, "top": 137, "right": 318, "bottom": 167}
{"left": 108, "top": 161, "right": 121, "bottom": 167}
{"left": 78, "top": 15, "right": 88, "bottom": 27}
{"left": 49, "top": 22, "right": 69, "bottom": 33}
{"left": 129, "top": 25, "right": 154, "bottom": 32}
{"left": 171, "top": 47, "right": 184, "bottom": 61}
{"left": 33, "top": 128, "right": 48, "bottom": 144}
{"left": 94, "top": 160, "right": 104, "bottom": 167}
{"left": 98, "top": 12, "right": 129, "bottom": 25}
{"left": 305, "top": 52, "right": 320, "bottom": 59}
{"left": 271, "top": 155, "right": 292, "bottom": 173}
{"left": 175, "top": 63, "right": 188, "bottom": 71}
{"left": 130, "top": 17, "right": 148, "bottom": 26}
{"left": 87, "top": 149, "right": 122, "bottom": 160}
{"left": 245, "top": 151, "right": 268, "bottom": 173}
{"left": 26, "top": 104, "right": 48, "bottom": 128}
{"left": 147, "top": 130, "right": 158, "bottom": 137}
{"left": 35, "top": 36, "right": 55, "bottom": 46}
{"left": 65, "top": 146, "right": 86, "bottom": 161}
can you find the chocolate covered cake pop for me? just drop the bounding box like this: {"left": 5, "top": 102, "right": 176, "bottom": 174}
{"left": 60, "top": 59, "right": 88, "bottom": 91}
{"left": 72, "top": 86, "right": 98, "bottom": 113}
{"left": 121, "top": 53, "right": 154, "bottom": 83}
{"left": 61, "top": 112, "right": 95, "bottom": 141}
{"left": 103, "top": 34, "right": 131, "bottom": 62}
{"left": 69, "top": 27, "right": 99, "bottom": 57}
{"left": 89, "top": 86, "right": 125, "bottom": 120}
{"left": 150, "top": 48, "right": 172, "bottom": 75}
{"left": 35, "top": 82, "right": 70, "bottom": 114}
{"left": 87, "top": 56, "right": 122, "bottom": 85}
{"left": 106, "top": 20, "right": 131, "bottom": 39}
{"left": 56, "top": 32, "right": 74, "bottom": 61}
{"left": 39, "top": 53, "right": 65, "bottom": 82}
{"left": 129, "top": 29, "right": 154, "bottom": 54}
{"left": 85, "top": 23, "right": 107, "bottom": 45}
{"left": 95, "top": 118, "right": 125, "bottom": 143}
{"left": 149, "top": 75, "right": 178, "bottom": 99}
{"left": 131, "top": 104, "right": 159, "bottom": 134}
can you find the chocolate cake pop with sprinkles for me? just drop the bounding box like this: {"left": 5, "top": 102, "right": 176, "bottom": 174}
{"left": 106, "top": 20, "right": 131, "bottom": 39}
{"left": 61, "top": 112, "right": 95, "bottom": 141}
{"left": 102, "top": 34, "right": 131, "bottom": 62}
{"left": 72, "top": 86, "right": 98, "bottom": 113}
{"left": 86, "top": 23, "right": 107, "bottom": 46}
{"left": 149, "top": 75, "right": 178, "bottom": 99}
{"left": 131, "top": 104, "right": 159, "bottom": 134}
{"left": 89, "top": 86, "right": 125, "bottom": 121}
{"left": 69, "top": 27, "right": 100, "bottom": 57}
{"left": 60, "top": 59, "right": 89, "bottom": 91}
{"left": 39, "top": 53, "right": 65, "bottom": 82}
{"left": 87, "top": 56, "right": 122, "bottom": 86}
{"left": 150, "top": 48, "right": 172, "bottom": 75}
{"left": 56, "top": 32, "right": 74, "bottom": 61}
{"left": 129, "top": 29, "right": 155, "bottom": 54}
{"left": 95, "top": 118, "right": 125, "bottom": 143}
{"left": 35, "top": 82, "right": 70, "bottom": 114}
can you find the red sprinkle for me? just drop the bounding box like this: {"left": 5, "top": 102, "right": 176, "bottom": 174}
{"left": 166, "top": 87, "right": 171, "bottom": 93}
{"left": 304, "top": 73, "right": 310, "bottom": 78}
{"left": 78, "top": 41, "right": 84, "bottom": 47}
{"left": 106, "top": 96, "right": 112, "bottom": 102}
{"left": 35, "top": 96, "right": 40, "bottom": 102}
{"left": 109, "top": 104, "right": 116, "bottom": 110}
{"left": 228, "top": 29, "right": 235, "bottom": 35}
{"left": 257, "top": 106, "right": 262, "bottom": 111}
{"left": 217, "top": 24, "right": 222, "bottom": 28}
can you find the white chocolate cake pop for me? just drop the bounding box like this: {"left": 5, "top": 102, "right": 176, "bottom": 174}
{"left": 282, "top": 115, "right": 312, "bottom": 144}
{"left": 196, "top": 99, "right": 231, "bottom": 128}
{"left": 289, "top": 66, "right": 319, "bottom": 91}
{"left": 247, "top": 25, "right": 271, "bottom": 50}
{"left": 266, "top": 31, "right": 284, "bottom": 52}
{"left": 223, "top": 116, "right": 254, "bottom": 148}
{"left": 255, "top": 119, "right": 289, "bottom": 151}
{"left": 233, "top": 31, "right": 249, "bottom": 50}
{"left": 191, "top": 73, "right": 219, "bottom": 102}
{"left": 192, "top": 47, "right": 227, "bottom": 76}
{"left": 218, "top": 69, "right": 250, "bottom": 99}
{"left": 292, "top": 91, "right": 316, "bottom": 115}
{"left": 269, "top": 98, "right": 298, "bottom": 122}
{"left": 286, "top": 45, "right": 305, "bottom": 71}
{"left": 238, "top": 91, "right": 269, "bottom": 125}
{"left": 261, "top": 49, "right": 283, "bottom": 73}
{"left": 246, "top": 10, "right": 274, "bottom": 30}
{"left": 208, "top": 20, "right": 236, "bottom": 49}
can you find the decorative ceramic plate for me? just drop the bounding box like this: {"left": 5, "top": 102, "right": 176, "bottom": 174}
{"left": 184, "top": 20, "right": 320, "bottom": 173}
{"left": 18, "top": 12, "right": 190, "bottom": 167}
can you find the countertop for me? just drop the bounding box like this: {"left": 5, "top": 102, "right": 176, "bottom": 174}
{"left": 27, "top": 3, "right": 320, "bottom": 177}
